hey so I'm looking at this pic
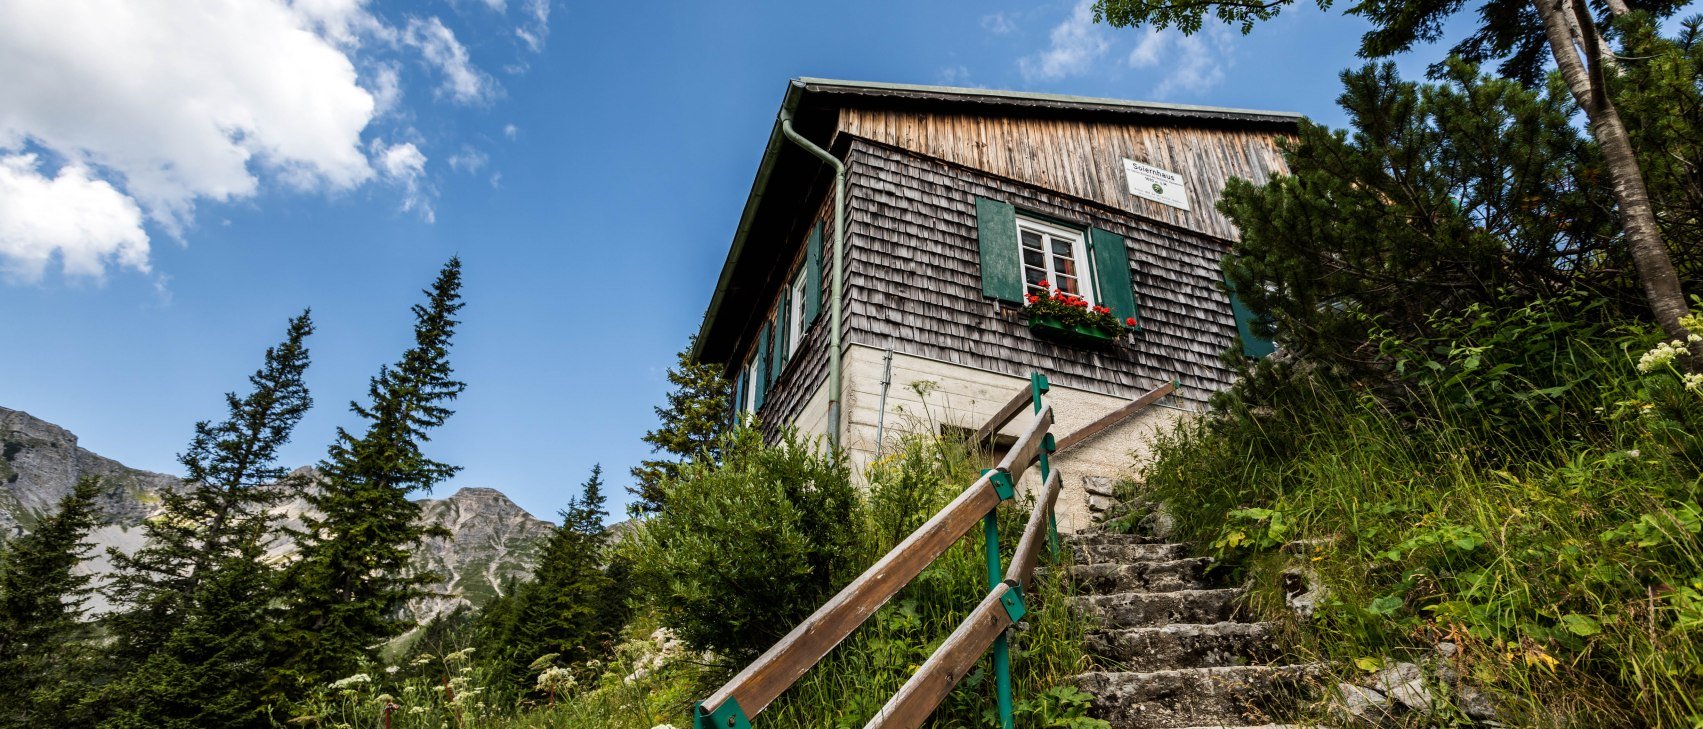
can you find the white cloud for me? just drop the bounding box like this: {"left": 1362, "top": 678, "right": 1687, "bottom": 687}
{"left": 447, "top": 147, "right": 489, "bottom": 173}
{"left": 374, "top": 140, "right": 432, "bottom": 222}
{"left": 0, "top": 0, "right": 520, "bottom": 282}
{"left": 982, "top": 11, "right": 1017, "bottom": 35}
{"left": 1017, "top": 0, "right": 1110, "bottom": 82}
{"left": 1127, "top": 25, "right": 1236, "bottom": 98}
{"left": 503, "top": 123, "right": 520, "bottom": 141}
{"left": 404, "top": 17, "right": 498, "bottom": 105}
{"left": 0, "top": 154, "right": 148, "bottom": 282}
{"left": 515, "top": 0, "right": 551, "bottom": 52}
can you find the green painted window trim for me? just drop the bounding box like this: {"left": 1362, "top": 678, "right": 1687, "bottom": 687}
{"left": 775, "top": 289, "right": 791, "bottom": 374}
{"left": 754, "top": 322, "right": 771, "bottom": 409}
{"left": 1088, "top": 227, "right": 1139, "bottom": 324}
{"left": 975, "top": 197, "right": 1024, "bottom": 303}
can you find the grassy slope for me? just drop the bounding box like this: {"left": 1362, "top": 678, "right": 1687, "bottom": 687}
{"left": 1132, "top": 302, "right": 1703, "bottom": 727}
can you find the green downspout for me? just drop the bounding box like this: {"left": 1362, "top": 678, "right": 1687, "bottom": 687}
{"left": 779, "top": 109, "right": 844, "bottom": 449}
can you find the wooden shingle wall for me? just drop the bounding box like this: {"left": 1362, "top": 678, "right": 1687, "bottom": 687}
{"left": 836, "top": 138, "right": 1247, "bottom": 406}
{"left": 838, "top": 109, "right": 1288, "bottom": 242}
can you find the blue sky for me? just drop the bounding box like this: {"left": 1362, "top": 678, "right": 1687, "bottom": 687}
{"left": 1, "top": 0, "right": 1477, "bottom": 521}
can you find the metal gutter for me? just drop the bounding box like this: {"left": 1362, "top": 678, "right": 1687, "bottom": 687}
{"left": 779, "top": 101, "right": 846, "bottom": 449}
{"left": 794, "top": 77, "right": 1305, "bottom": 125}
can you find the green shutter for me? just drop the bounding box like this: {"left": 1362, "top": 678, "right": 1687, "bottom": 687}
{"left": 731, "top": 366, "right": 747, "bottom": 423}
{"left": 1089, "top": 227, "right": 1138, "bottom": 324}
{"left": 754, "top": 324, "right": 771, "bottom": 409}
{"left": 804, "top": 222, "right": 823, "bottom": 324}
{"left": 1224, "top": 277, "right": 1275, "bottom": 358}
{"left": 775, "top": 293, "right": 790, "bottom": 372}
{"left": 975, "top": 197, "right": 1023, "bottom": 303}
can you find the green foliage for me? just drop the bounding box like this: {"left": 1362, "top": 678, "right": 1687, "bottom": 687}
{"left": 1140, "top": 298, "right": 1703, "bottom": 726}
{"left": 1218, "top": 62, "right": 1623, "bottom": 368}
{"left": 476, "top": 465, "right": 628, "bottom": 691}
{"left": 1616, "top": 15, "right": 1703, "bottom": 281}
{"left": 0, "top": 477, "right": 102, "bottom": 729}
{"left": 281, "top": 257, "right": 467, "bottom": 691}
{"left": 1090, "top": 0, "right": 1690, "bottom": 86}
{"left": 95, "top": 311, "right": 315, "bottom": 727}
{"left": 625, "top": 425, "right": 861, "bottom": 659}
{"left": 630, "top": 338, "right": 733, "bottom": 513}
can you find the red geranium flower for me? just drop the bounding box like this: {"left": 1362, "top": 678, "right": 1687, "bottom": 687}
{"left": 1125, "top": 317, "right": 1137, "bottom": 326}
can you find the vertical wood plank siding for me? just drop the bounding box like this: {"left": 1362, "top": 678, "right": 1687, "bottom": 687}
{"left": 839, "top": 109, "right": 1289, "bottom": 242}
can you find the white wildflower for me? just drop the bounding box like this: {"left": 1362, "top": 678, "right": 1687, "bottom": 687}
{"left": 1638, "top": 339, "right": 1688, "bottom": 372}
{"left": 1684, "top": 373, "right": 1703, "bottom": 393}
{"left": 409, "top": 706, "right": 427, "bottom": 715}
{"left": 536, "top": 665, "right": 576, "bottom": 694}
{"left": 384, "top": 665, "right": 400, "bottom": 675}
{"left": 443, "top": 647, "right": 476, "bottom": 664}
{"left": 1628, "top": 449, "right": 1641, "bottom": 458}
{"left": 328, "top": 673, "right": 372, "bottom": 690}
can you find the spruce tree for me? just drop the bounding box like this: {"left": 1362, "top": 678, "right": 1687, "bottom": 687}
{"left": 0, "top": 477, "right": 103, "bottom": 729}
{"left": 630, "top": 340, "right": 731, "bottom": 512}
{"left": 281, "top": 257, "right": 466, "bottom": 689}
{"left": 479, "top": 465, "right": 620, "bottom": 689}
{"left": 103, "top": 311, "right": 314, "bottom": 664}
{"left": 93, "top": 311, "right": 314, "bottom": 726}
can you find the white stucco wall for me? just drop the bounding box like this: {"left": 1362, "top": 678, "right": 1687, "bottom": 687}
{"left": 785, "top": 344, "right": 1191, "bottom": 533}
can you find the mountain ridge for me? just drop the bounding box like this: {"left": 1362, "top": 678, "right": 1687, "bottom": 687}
{"left": 0, "top": 404, "right": 553, "bottom": 622}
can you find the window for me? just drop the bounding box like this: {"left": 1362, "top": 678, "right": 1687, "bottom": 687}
{"left": 1017, "top": 216, "right": 1094, "bottom": 304}
{"left": 787, "top": 269, "right": 807, "bottom": 357}
{"left": 745, "top": 362, "right": 760, "bottom": 412}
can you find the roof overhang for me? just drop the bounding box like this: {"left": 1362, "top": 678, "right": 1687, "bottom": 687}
{"left": 691, "top": 78, "right": 1302, "bottom": 366}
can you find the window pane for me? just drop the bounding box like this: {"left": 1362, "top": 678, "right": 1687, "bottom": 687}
{"left": 1024, "top": 266, "right": 1047, "bottom": 285}
{"left": 1054, "top": 256, "right": 1077, "bottom": 277}
{"left": 1056, "top": 274, "right": 1079, "bottom": 293}
{"left": 1021, "top": 230, "right": 1043, "bottom": 250}
{"left": 1050, "top": 238, "right": 1072, "bottom": 258}
{"left": 1023, "top": 249, "right": 1045, "bottom": 268}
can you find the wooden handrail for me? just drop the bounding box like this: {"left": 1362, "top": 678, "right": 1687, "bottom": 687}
{"left": 864, "top": 583, "right": 1018, "bottom": 729}
{"left": 1051, "top": 380, "right": 1177, "bottom": 454}
{"left": 972, "top": 387, "right": 1034, "bottom": 446}
{"left": 994, "top": 407, "right": 1053, "bottom": 484}
{"left": 697, "top": 390, "right": 1052, "bottom": 724}
{"left": 1005, "top": 468, "right": 1063, "bottom": 590}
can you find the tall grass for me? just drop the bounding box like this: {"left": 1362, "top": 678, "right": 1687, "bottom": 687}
{"left": 1137, "top": 297, "right": 1703, "bottom": 727}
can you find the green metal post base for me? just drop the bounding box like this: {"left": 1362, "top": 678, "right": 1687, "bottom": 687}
{"left": 694, "top": 698, "right": 749, "bottom": 729}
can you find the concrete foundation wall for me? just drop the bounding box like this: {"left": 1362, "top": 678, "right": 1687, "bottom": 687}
{"left": 831, "top": 344, "right": 1188, "bottom": 533}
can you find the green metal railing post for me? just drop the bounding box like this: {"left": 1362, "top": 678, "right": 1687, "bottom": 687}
{"left": 982, "top": 468, "right": 1017, "bottom": 729}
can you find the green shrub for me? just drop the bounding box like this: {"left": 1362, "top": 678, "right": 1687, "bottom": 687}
{"left": 624, "top": 425, "right": 863, "bottom": 659}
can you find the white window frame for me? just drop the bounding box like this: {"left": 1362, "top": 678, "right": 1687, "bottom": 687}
{"left": 787, "top": 269, "right": 807, "bottom": 357}
{"left": 745, "top": 358, "right": 759, "bottom": 413}
{"left": 1016, "top": 215, "right": 1096, "bottom": 305}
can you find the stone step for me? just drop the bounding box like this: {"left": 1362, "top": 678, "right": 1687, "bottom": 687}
{"left": 1073, "top": 665, "right": 1325, "bottom": 729}
{"left": 1086, "top": 622, "right": 1279, "bottom": 671}
{"left": 1073, "top": 589, "right": 1245, "bottom": 628}
{"left": 1072, "top": 540, "right": 1191, "bottom": 565}
{"left": 1067, "top": 531, "right": 1168, "bottom": 547}
{"left": 1072, "top": 558, "right": 1214, "bottom": 594}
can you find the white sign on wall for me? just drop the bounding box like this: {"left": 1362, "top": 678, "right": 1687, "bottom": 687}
{"left": 1122, "top": 159, "right": 1191, "bottom": 211}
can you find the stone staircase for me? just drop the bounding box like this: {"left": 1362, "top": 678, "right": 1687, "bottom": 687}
{"left": 1064, "top": 509, "right": 1323, "bottom": 729}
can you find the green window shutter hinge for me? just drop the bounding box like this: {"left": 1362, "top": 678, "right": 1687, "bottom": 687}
{"left": 694, "top": 698, "right": 749, "bottom": 729}
{"left": 975, "top": 197, "right": 1024, "bottom": 304}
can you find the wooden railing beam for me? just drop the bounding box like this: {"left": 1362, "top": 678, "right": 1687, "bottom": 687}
{"left": 972, "top": 387, "right": 1034, "bottom": 447}
{"left": 1005, "top": 468, "right": 1063, "bottom": 590}
{"left": 1051, "top": 381, "right": 1176, "bottom": 455}
{"left": 863, "top": 584, "right": 1017, "bottom": 729}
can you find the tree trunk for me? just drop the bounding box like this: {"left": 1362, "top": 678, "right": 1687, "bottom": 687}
{"left": 1534, "top": 0, "right": 1700, "bottom": 359}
